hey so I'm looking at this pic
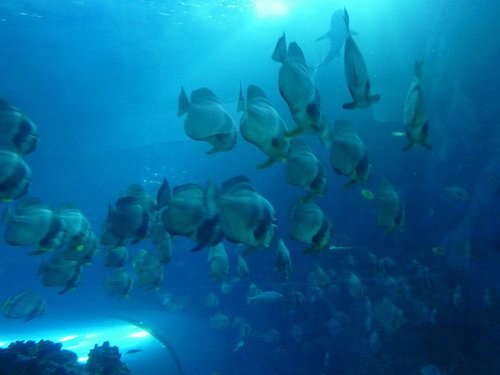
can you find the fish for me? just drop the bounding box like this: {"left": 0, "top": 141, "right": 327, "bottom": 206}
{"left": 432, "top": 246, "right": 446, "bottom": 256}
{"left": 1, "top": 291, "right": 46, "bottom": 321}
{"left": 0, "top": 149, "right": 32, "bottom": 202}
{"left": 329, "top": 120, "right": 372, "bottom": 187}
{"left": 61, "top": 231, "right": 98, "bottom": 266}
{"left": 157, "top": 178, "right": 171, "bottom": 209}
{"left": 150, "top": 220, "right": 173, "bottom": 264}
{"left": 247, "top": 290, "right": 284, "bottom": 304}
{"left": 218, "top": 176, "right": 276, "bottom": 248}
{"left": 58, "top": 204, "right": 93, "bottom": 256}
{"left": 361, "top": 189, "right": 374, "bottom": 200}
{"left": 133, "top": 249, "right": 163, "bottom": 290}
{"left": 288, "top": 198, "right": 332, "bottom": 252}
{"left": 125, "top": 349, "right": 143, "bottom": 355}
{"left": 104, "top": 246, "right": 128, "bottom": 268}
{"left": 210, "top": 313, "right": 231, "bottom": 330}
{"left": 161, "top": 181, "right": 222, "bottom": 252}
{"left": 208, "top": 243, "right": 229, "bottom": 282}
{"left": 0, "top": 99, "right": 38, "bottom": 155}
{"left": 101, "top": 194, "right": 150, "bottom": 246}
{"left": 238, "top": 84, "right": 290, "bottom": 168}
{"left": 236, "top": 255, "right": 249, "bottom": 278}
{"left": 3, "top": 197, "right": 66, "bottom": 251}
{"left": 275, "top": 238, "right": 292, "bottom": 280}
{"left": 58, "top": 264, "right": 83, "bottom": 294}
{"left": 285, "top": 139, "right": 326, "bottom": 198}
{"left": 403, "top": 60, "right": 431, "bottom": 150}
{"left": 444, "top": 186, "right": 468, "bottom": 202}
{"left": 342, "top": 8, "right": 380, "bottom": 109}
{"left": 376, "top": 179, "right": 405, "bottom": 233}
{"left": 314, "top": 9, "right": 347, "bottom": 70}
{"left": 104, "top": 269, "right": 133, "bottom": 298}
{"left": 38, "top": 254, "right": 80, "bottom": 292}
{"left": 177, "top": 87, "right": 237, "bottom": 154}
{"left": 272, "top": 33, "right": 322, "bottom": 136}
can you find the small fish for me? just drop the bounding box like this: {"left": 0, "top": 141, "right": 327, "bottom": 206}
{"left": 288, "top": 198, "right": 332, "bottom": 252}
{"left": 361, "top": 189, "right": 374, "bottom": 200}
{"left": 247, "top": 291, "right": 284, "bottom": 304}
{"left": 208, "top": 243, "right": 229, "bottom": 282}
{"left": 285, "top": 139, "right": 326, "bottom": 197}
{"left": 125, "top": 349, "right": 143, "bottom": 355}
{"left": 376, "top": 179, "right": 405, "bottom": 233}
{"left": 329, "top": 244, "right": 356, "bottom": 251}
{"left": 403, "top": 60, "right": 431, "bottom": 150}
{"left": 275, "top": 239, "right": 292, "bottom": 280}
{"left": 432, "top": 246, "right": 446, "bottom": 256}
{"left": 330, "top": 120, "right": 372, "bottom": 187}
{"left": 391, "top": 131, "right": 406, "bottom": 137}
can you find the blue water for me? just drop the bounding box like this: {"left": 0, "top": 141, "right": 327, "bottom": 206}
{"left": 0, "top": 1, "right": 499, "bottom": 374}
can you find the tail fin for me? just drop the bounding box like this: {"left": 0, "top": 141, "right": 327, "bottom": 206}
{"left": 343, "top": 8, "right": 350, "bottom": 33}
{"left": 414, "top": 60, "right": 424, "bottom": 79}
{"left": 272, "top": 33, "right": 287, "bottom": 63}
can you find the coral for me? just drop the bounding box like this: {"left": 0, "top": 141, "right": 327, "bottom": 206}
{"left": 0, "top": 339, "right": 82, "bottom": 375}
{"left": 0, "top": 340, "right": 132, "bottom": 375}
{"left": 85, "top": 341, "right": 132, "bottom": 375}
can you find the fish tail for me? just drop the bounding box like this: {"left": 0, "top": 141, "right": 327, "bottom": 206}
{"left": 256, "top": 158, "right": 276, "bottom": 169}
{"left": 343, "top": 8, "right": 350, "bottom": 33}
{"left": 415, "top": 60, "right": 425, "bottom": 79}
{"left": 272, "top": 33, "right": 287, "bottom": 63}
{"left": 177, "top": 86, "right": 190, "bottom": 117}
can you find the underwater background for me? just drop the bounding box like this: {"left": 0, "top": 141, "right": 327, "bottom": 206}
{"left": 0, "top": 0, "right": 499, "bottom": 374}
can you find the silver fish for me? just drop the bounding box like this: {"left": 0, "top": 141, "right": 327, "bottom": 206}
{"left": 238, "top": 84, "right": 290, "bottom": 168}
{"left": 178, "top": 87, "right": 237, "bottom": 154}
{"left": 403, "top": 60, "right": 431, "bottom": 150}
{"left": 272, "top": 33, "right": 322, "bottom": 135}
{"left": 330, "top": 120, "right": 371, "bottom": 187}
{"left": 342, "top": 8, "right": 380, "bottom": 109}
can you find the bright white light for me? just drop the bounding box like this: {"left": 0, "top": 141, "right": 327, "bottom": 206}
{"left": 253, "top": 0, "right": 289, "bottom": 18}
{"left": 77, "top": 356, "right": 89, "bottom": 363}
{"left": 59, "top": 335, "right": 77, "bottom": 342}
{"left": 0, "top": 342, "right": 6, "bottom": 347}
{"left": 129, "top": 330, "right": 150, "bottom": 338}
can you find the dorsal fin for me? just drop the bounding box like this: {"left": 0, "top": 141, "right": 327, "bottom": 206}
{"left": 288, "top": 42, "right": 306, "bottom": 65}
{"left": 191, "top": 88, "right": 220, "bottom": 104}
{"left": 221, "top": 175, "right": 254, "bottom": 194}
{"left": 247, "top": 85, "right": 267, "bottom": 101}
